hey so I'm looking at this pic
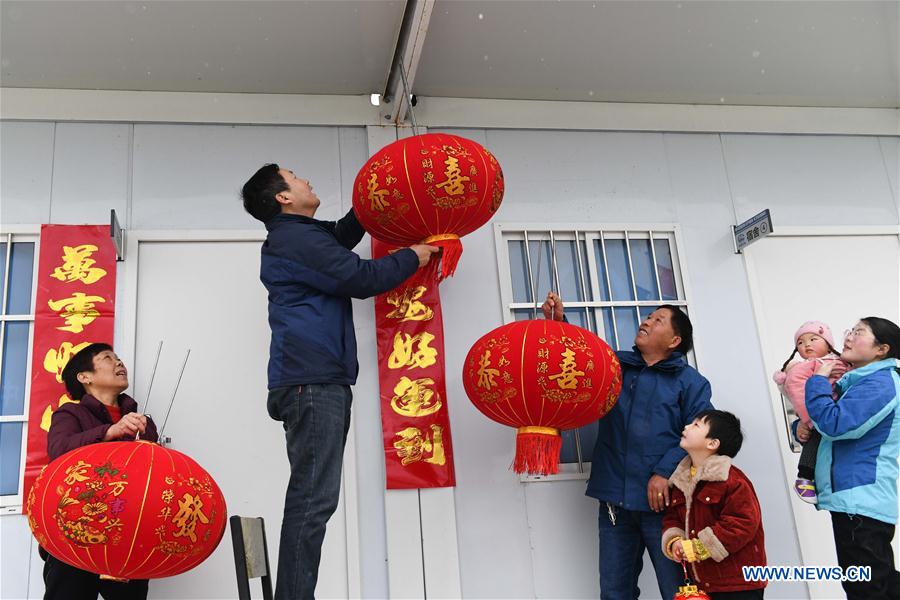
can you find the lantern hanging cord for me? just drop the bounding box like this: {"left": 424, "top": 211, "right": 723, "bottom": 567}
{"left": 139, "top": 340, "right": 163, "bottom": 416}
{"left": 158, "top": 349, "right": 191, "bottom": 442}
{"left": 397, "top": 59, "right": 419, "bottom": 135}
{"left": 531, "top": 238, "right": 544, "bottom": 319}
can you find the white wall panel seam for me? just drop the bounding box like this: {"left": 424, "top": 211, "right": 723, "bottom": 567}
{"left": 877, "top": 136, "right": 900, "bottom": 221}
{"left": 3, "top": 89, "right": 898, "bottom": 136}
{"left": 47, "top": 123, "right": 57, "bottom": 223}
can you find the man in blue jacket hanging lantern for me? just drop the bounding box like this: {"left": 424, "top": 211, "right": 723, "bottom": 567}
{"left": 242, "top": 164, "right": 437, "bottom": 600}
{"left": 543, "top": 292, "right": 713, "bottom": 600}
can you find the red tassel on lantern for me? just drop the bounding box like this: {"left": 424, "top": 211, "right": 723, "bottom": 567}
{"left": 422, "top": 234, "right": 463, "bottom": 280}
{"left": 462, "top": 319, "right": 622, "bottom": 476}
{"left": 514, "top": 426, "right": 562, "bottom": 475}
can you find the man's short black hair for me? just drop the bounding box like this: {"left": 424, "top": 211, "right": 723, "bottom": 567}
{"left": 241, "top": 163, "right": 287, "bottom": 223}
{"left": 61, "top": 343, "right": 113, "bottom": 400}
{"left": 696, "top": 409, "right": 743, "bottom": 458}
{"left": 659, "top": 304, "right": 694, "bottom": 354}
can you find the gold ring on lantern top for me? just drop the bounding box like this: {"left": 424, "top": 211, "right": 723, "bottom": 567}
{"left": 422, "top": 233, "right": 460, "bottom": 244}
{"left": 517, "top": 426, "right": 560, "bottom": 436}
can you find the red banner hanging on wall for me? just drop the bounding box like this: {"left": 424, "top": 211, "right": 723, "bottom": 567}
{"left": 373, "top": 239, "right": 456, "bottom": 489}
{"left": 22, "top": 225, "right": 117, "bottom": 513}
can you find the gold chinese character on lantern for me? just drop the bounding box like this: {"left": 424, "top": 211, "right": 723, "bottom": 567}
{"left": 476, "top": 350, "right": 500, "bottom": 390}
{"left": 386, "top": 286, "right": 434, "bottom": 322}
{"left": 422, "top": 158, "right": 434, "bottom": 169}
{"left": 435, "top": 156, "right": 471, "bottom": 196}
{"left": 391, "top": 376, "right": 442, "bottom": 417}
{"left": 367, "top": 173, "right": 391, "bottom": 212}
{"left": 44, "top": 341, "right": 91, "bottom": 383}
{"left": 50, "top": 245, "right": 108, "bottom": 285}
{"left": 47, "top": 292, "right": 105, "bottom": 333}
{"left": 393, "top": 424, "right": 446, "bottom": 466}
{"left": 171, "top": 493, "right": 210, "bottom": 543}
{"left": 388, "top": 332, "right": 438, "bottom": 370}
{"left": 64, "top": 460, "right": 91, "bottom": 485}
{"left": 548, "top": 348, "right": 586, "bottom": 390}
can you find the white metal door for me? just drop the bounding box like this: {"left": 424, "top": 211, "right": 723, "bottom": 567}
{"left": 745, "top": 229, "right": 900, "bottom": 600}
{"left": 125, "top": 237, "right": 354, "bottom": 599}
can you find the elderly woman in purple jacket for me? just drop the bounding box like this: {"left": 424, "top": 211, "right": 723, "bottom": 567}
{"left": 42, "top": 342, "right": 157, "bottom": 600}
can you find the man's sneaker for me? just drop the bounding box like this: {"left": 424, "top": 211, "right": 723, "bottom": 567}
{"left": 795, "top": 478, "right": 817, "bottom": 504}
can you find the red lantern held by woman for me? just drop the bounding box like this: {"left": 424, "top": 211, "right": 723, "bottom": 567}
{"left": 353, "top": 133, "right": 504, "bottom": 279}
{"left": 462, "top": 319, "right": 621, "bottom": 475}
{"left": 26, "top": 440, "right": 226, "bottom": 580}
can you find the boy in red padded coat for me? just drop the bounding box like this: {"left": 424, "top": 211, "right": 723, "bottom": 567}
{"left": 662, "top": 410, "right": 767, "bottom": 599}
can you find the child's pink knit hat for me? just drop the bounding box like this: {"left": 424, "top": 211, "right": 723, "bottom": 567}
{"left": 794, "top": 320, "right": 836, "bottom": 348}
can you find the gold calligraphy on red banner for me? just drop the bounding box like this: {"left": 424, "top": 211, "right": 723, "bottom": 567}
{"left": 373, "top": 240, "right": 455, "bottom": 489}
{"left": 23, "top": 226, "right": 117, "bottom": 512}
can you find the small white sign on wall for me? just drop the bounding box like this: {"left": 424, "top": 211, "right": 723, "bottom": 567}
{"left": 733, "top": 209, "right": 773, "bottom": 253}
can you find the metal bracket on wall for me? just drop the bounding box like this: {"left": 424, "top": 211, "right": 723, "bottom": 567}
{"left": 381, "top": 0, "right": 434, "bottom": 128}
{"left": 110, "top": 209, "right": 125, "bottom": 261}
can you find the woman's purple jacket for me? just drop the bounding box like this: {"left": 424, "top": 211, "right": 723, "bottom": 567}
{"left": 47, "top": 393, "right": 159, "bottom": 460}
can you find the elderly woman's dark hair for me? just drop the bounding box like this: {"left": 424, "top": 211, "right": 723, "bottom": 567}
{"left": 61, "top": 343, "right": 113, "bottom": 400}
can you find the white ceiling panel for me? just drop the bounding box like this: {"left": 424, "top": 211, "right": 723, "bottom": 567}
{"left": 416, "top": 0, "right": 899, "bottom": 108}
{"left": 0, "top": 0, "right": 897, "bottom": 109}
{"left": 0, "top": 0, "right": 405, "bottom": 94}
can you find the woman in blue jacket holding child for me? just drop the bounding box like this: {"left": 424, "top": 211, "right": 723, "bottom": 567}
{"left": 799, "top": 316, "right": 900, "bottom": 600}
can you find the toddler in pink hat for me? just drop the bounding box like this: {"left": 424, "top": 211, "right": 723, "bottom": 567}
{"left": 773, "top": 320, "right": 850, "bottom": 503}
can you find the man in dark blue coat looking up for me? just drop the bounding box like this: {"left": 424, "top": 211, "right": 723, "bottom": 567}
{"left": 543, "top": 292, "right": 713, "bottom": 600}
{"left": 242, "top": 163, "right": 437, "bottom": 600}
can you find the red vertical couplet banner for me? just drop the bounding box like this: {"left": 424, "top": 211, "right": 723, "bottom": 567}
{"left": 22, "top": 225, "right": 117, "bottom": 512}
{"left": 372, "top": 239, "right": 456, "bottom": 489}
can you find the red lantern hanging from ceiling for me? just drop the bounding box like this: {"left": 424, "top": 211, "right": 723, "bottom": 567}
{"left": 26, "top": 441, "right": 226, "bottom": 580}
{"left": 462, "top": 319, "right": 622, "bottom": 475}
{"left": 353, "top": 132, "right": 504, "bottom": 279}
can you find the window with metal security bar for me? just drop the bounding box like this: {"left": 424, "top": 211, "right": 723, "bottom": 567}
{"left": 0, "top": 233, "right": 38, "bottom": 509}
{"left": 495, "top": 225, "right": 692, "bottom": 479}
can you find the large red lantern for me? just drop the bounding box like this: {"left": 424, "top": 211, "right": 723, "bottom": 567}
{"left": 353, "top": 133, "right": 504, "bottom": 279}
{"left": 26, "top": 441, "right": 226, "bottom": 580}
{"left": 462, "top": 319, "right": 622, "bottom": 475}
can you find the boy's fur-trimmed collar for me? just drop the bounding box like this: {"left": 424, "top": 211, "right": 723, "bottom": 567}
{"left": 669, "top": 454, "right": 732, "bottom": 497}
